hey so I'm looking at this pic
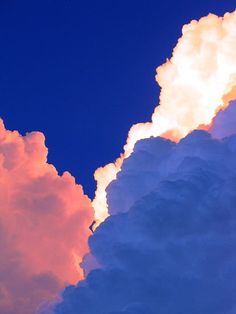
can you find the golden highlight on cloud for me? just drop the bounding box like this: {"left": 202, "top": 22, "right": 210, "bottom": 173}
{"left": 92, "top": 9, "right": 236, "bottom": 226}
{"left": 0, "top": 120, "right": 93, "bottom": 314}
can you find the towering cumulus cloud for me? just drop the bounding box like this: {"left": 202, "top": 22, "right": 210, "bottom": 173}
{"left": 39, "top": 9, "right": 236, "bottom": 314}
{"left": 0, "top": 120, "right": 93, "bottom": 314}
{"left": 93, "top": 9, "right": 236, "bottom": 226}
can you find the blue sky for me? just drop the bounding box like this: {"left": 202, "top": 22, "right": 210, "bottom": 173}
{"left": 0, "top": 0, "right": 235, "bottom": 197}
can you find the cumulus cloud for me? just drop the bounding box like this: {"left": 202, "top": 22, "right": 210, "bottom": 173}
{"left": 92, "top": 9, "right": 236, "bottom": 227}
{"left": 41, "top": 98, "right": 236, "bottom": 313}
{"left": 106, "top": 100, "right": 236, "bottom": 216}
{"left": 37, "top": 10, "right": 236, "bottom": 314}
{"left": 0, "top": 120, "right": 93, "bottom": 314}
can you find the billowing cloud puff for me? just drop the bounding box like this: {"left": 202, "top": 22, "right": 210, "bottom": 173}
{"left": 42, "top": 101, "right": 236, "bottom": 313}
{"left": 0, "top": 120, "right": 93, "bottom": 314}
{"left": 107, "top": 101, "right": 236, "bottom": 216}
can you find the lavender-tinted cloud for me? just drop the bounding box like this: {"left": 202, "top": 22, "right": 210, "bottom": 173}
{"left": 210, "top": 100, "right": 236, "bottom": 139}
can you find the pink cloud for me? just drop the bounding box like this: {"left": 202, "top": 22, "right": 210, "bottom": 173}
{"left": 0, "top": 120, "right": 93, "bottom": 314}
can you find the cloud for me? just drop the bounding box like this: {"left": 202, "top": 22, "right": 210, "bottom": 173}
{"left": 209, "top": 100, "right": 236, "bottom": 139}
{"left": 92, "top": 9, "right": 236, "bottom": 227}
{"left": 4, "top": 8, "right": 236, "bottom": 314}
{"left": 38, "top": 10, "right": 236, "bottom": 314}
{"left": 41, "top": 100, "right": 236, "bottom": 313}
{"left": 0, "top": 120, "right": 93, "bottom": 314}
{"left": 107, "top": 101, "right": 236, "bottom": 216}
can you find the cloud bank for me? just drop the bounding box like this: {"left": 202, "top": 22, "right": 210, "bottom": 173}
{"left": 38, "top": 7, "right": 236, "bottom": 311}
{"left": 0, "top": 120, "right": 93, "bottom": 314}
{"left": 41, "top": 100, "right": 236, "bottom": 313}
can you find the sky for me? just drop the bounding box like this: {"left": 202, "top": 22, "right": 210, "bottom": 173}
{"left": 0, "top": 0, "right": 236, "bottom": 199}
{"left": 1, "top": 2, "right": 236, "bottom": 314}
